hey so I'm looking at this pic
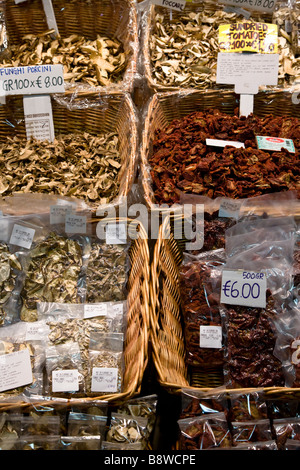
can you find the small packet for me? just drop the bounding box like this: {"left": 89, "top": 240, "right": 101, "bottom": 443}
{"left": 106, "top": 412, "right": 149, "bottom": 449}
{"left": 45, "top": 342, "right": 85, "bottom": 397}
{"left": 272, "top": 417, "right": 300, "bottom": 450}
{"left": 20, "top": 415, "right": 60, "bottom": 436}
{"left": 234, "top": 440, "right": 278, "bottom": 450}
{"left": 178, "top": 412, "right": 232, "bottom": 450}
{"left": 231, "top": 419, "right": 273, "bottom": 446}
{"left": 67, "top": 412, "right": 107, "bottom": 437}
{"left": 116, "top": 394, "right": 158, "bottom": 436}
{"left": 88, "top": 332, "right": 124, "bottom": 395}
{"left": 61, "top": 435, "right": 102, "bottom": 450}
{"left": 23, "top": 394, "right": 69, "bottom": 435}
{"left": 180, "top": 387, "right": 228, "bottom": 419}
{"left": 18, "top": 435, "right": 61, "bottom": 450}
{"left": 0, "top": 413, "right": 22, "bottom": 450}
{"left": 101, "top": 440, "right": 144, "bottom": 450}
{"left": 69, "top": 399, "right": 108, "bottom": 418}
{"left": 228, "top": 390, "right": 268, "bottom": 422}
{"left": 284, "top": 438, "right": 300, "bottom": 450}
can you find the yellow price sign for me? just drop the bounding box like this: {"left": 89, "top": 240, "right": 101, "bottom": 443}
{"left": 219, "top": 22, "right": 278, "bottom": 53}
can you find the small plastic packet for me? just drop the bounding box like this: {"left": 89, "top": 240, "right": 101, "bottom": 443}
{"left": 228, "top": 389, "right": 268, "bottom": 422}
{"left": 20, "top": 415, "right": 60, "bottom": 436}
{"left": 116, "top": 394, "right": 158, "bottom": 436}
{"left": 0, "top": 413, "right": 22, "bottom": 450}
{"left": 17, "top": 435, "right": 61, "bottom": 450}
{"left": 178, "top": 412, "right": 232, "bottom": 450}
{"left": 231, "top": 419, "right": 273, "bottom": 446}
{"left": 284, "top": 438, "right": 300, "bottom": 450}
{"left": 69, "top": 399, "right": 108, "bottom": 418}
{"left": 106, "top": 412, "right": 149, "bottom": 449}
{"left": 180, "top": 387, "right": 229, "bottom": 419}
{"left": 67, "top": 412, "right": 107, "bottom": 438}
{"left": 101, "top": 440, "right": 144, "bottom": 450}
{"left": 272, "top": 417, "right": 300, "bottom": 450}
{"left": 45, "top": 342, "right": 85, "bottom": 397}
{"left": 23, "top": 394, "right": 69, "bottom": 435}
{"left": 61, "top": 435, "right": 102, "bottom": 451}
{"left": 87, "top": 332, "right": 124, "bottom": 395}
{"left": 234, "top": 440, "right": 278, "bottom": 450}
{"left": 0, "top": 321, "right": 47, "bottom": 399}
{"left": 178, "top": 249, "right": 226, "bottom": 368}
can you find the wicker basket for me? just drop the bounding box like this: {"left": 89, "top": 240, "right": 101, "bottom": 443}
{"left": 150, "top": 215, "right": 300, "bottom": 402}
{"left": 0, "top": 0, "right": 138, "bottom": 93}
{"left": 141, "top": 88, "right": 300, "bottom": 212}
{"left": 0, "top": 216, "right": 150, "bottom": 410}
{"left": 142, "top": 1, "right": 288, "bottom": 94}
{"left": 0, "top": 91, "right": 138, "bottom": 213}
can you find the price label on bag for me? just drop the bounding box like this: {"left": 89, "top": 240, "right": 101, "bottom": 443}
{"left": 220, "top": 269, "right": 267, "bottom": 308}
{"left": 0, "top": 64, "right": 65, "bottom": 96}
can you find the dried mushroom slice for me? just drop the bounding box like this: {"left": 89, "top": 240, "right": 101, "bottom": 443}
{"left": 2, "top": 30, "right": 127, "bottom": 87}
{"left": 0, "top": 132, "right": 121, "bottom": 206}
{"left": 20, "top": 232, "right": 83, "bottom": 322}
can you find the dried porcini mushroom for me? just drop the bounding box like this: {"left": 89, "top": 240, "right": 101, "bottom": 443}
{"left": 0, "top": 243, "right": 22, "bottom": 325}
{"left": 106, "top": 414, "right": 148, "bottom": 446}
{"left": 150, "top": 109, "right": 300, "bottom": 205}
{"left": 149, "top": 7, "right": 300, "bottom": 89}
{"left": 2, "top": 30, "right": 127, "bottom": 87}
{"left": 85, "top": 243, "right": 127, "bottom": 303}
{"left": 20, "top": 232, "right": 83, "bottom": 322}
{"left": 0, "top": 132, "right": 121, "bottom": 206}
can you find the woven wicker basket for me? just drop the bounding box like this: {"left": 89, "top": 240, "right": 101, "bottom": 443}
{"left": 141, "top": 88, "right": 300, "bottom": 212}
{"left": 0, "top": 216, "right": 150, "bottom": 410}
{"left": 142, "top": 1, "right": 286, "bottom": 94}
{"left": 0, "top": 0, "right": 138, "bottom": 93}
{"left": 150, "top": 215, "right": 300, "bottom": 401}
{"left": 0, "top": 91, "right": 138, "bottom": 213}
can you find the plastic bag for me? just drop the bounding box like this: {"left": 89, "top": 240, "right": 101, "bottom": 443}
{"left": 101, "top": 440, "right": 144, "bottom": 450}
{"left": 179, "top": 249, "right": 226, "bottom": 368}
{"left": 20, "top": 415, "right": 60, "bottom": 436}
{"left": 116, "top": 394, "right": 158, "bottom": 436}
{"left": 67, "top": 412, "right": 107, "bottom": 438}
{"left": 106, "top": 412, "right": 149, "bottom": 449}
{"left": 228, "top": 389, "right": 268, "bottom": 422}
{"left": 61, "top": 435, "right": 102, "bottom": 451}
{"left": 88, "top": 332, "right": 124, "bottom": 395}
{"left": 45, "top": 342, "right": 85, "bottom": 397}
{"left": 231, "top": 419, "right": 273, "bottom": 446}
{"left": 272, "top": 417, "right": 300, "bottom": 450}
{"left": 0, "top": 413, "right": 22, "bottom": 450}
{"left": 273, "top": 306, "right": 300, "bottom": 387}
{"left": 178, "top": 412, "right": 232, "bottom": 450}
{"left": 234, "top": 440, "right": 278, "bottom": 450}
{"left": 180, "top": 387, "right": 228, "bottom": 420}
{"left": 17, "top": 435, "right": 61, "bottom": 450}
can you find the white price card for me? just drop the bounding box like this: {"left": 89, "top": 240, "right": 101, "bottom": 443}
{"left": 217, "top": 0, "right": 277, "bottom": 13}
{"left": 218, "top": 197, "right": 243, "bottom": 219}
{"left": 220, "top": 269, "right": 267, "bottom": 308}
{"left": 200, "top": 325, "right": 222, "bottom": 349}
{"left": 50, "top": 204, "right": 74, "bottom": 224}
{"left": 84, "top": 303, "right": 108, "bottom": 319}
{"left": 151, "top": 0, "right": 186, "bottom": 11}
{"left": 23, "top": 94, "right": 55, "bottom": 142}
{"left": 105, "top": 223, "right": 127, "bottom": 244}
{"left": 0, "top": 349, "right": 33, "bottom": 393}
{"left": 52, "top": 369, "right": 79, "bottom": 393}
{"left": 9, "top": 223, "right": 35, "bottom": 249}
{"left": 0, "top": 64, "right": 65, "bottom": 96}
{"left": 65, "top": 214, "right": 87, "bottom": 234}
{"left": 91, "top": 367, "right": 119, "bottom": 393}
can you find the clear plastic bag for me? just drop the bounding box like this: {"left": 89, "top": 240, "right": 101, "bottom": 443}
{"left": 20, "top": 415, "right": 60, "bottom": 436}
{"left": 231, "top": 419, "right": 273, "bottom": 446}
{"left": 116, "top": 394, "right": 158, "bottom": 436}
{"left": 67, "top": 411, "right": 107, "bottom": 437}
{"left": 178, "top": 412, "right": 232, "bottom": 450}
{"left": 180, "top": 387, "right": 228, "bottom": 420}
{"left": 106, "top": 412, "right": 149, "bottom": 449}
{"left": 17, "top": 435, "right": 61, "bottom": 450}
{"left": 272, "top": 417, "right": 300, "bottom": 450}
{"left": 61, "top": 435, "right": 102, "bottom": 451}
{"left": 228, "top": 389, "right": 268, "bottom": 422}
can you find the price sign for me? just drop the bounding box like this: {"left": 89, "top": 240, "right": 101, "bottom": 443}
{"left": 220, "top": 269, "right": 267, "bottom": 308}
{"left": 151, "top": 0, "right": 186, "bottom": 11}
{"left": 217, "top": 0, "right": 277, "bottom": 13}
{"left": 219, "top": 22, "right": 278, "bottom": 54}
{"left": 0, "top": 64, "right": 65, "bottom": 96}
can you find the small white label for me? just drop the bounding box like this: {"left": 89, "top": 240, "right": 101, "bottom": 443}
{"left": 113, "top": 303, "right": 124, "bottom": 315}
{"left": 26, "top": 321, "right": 50, "bottom": 341}
{"left": 9, "top": 223, "right": 35, "bottom": 249}
{"left": 105, "top": 223, "right": 127, "bottom": 244}
{"left": 216, "top": 53, "right": 279, "bottom": 92}
{"left": 0, "top": 349, "right": 33, "bottom": 392}
{"left": 23, "top": 95, "right": 55, "bottom": 142}
{"left": 217, "top": 0, "right": 277, "bottom": 13}
{"left": 52, "top": 369, "right": 79, "bottom": 392}
{"left": 84, "top": 303, "right": 108, "bottom": 319}
{"left": 256, "top": 135, "right": 295, "bottom": 153}
{"left": 50, "top": 204, "right": 73, "bottom": 224}
{"left": 200, "top": 325, "right": 222, "bottom": 349}
{"left": 220, "top": 269, "right": 267, "bottom": 308}
{"left": 206, "top": 138, "right": 245, "bottom": 149}
{"left": 65, "top": 214, "right": 86, "bottom": 234}
{"left": 219, "top": 198, "right": 242, "bottom": 219}
{"left": 0, "top": 64, "right": 65, "bottom": 96}
{"left": 91, "top": 367, "right": 118, "bottom": 393}
{"left": 151, "top": 0, "right": 186, "bottom": 11}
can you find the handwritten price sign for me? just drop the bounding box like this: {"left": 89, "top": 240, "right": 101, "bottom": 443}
{"left": 220, "top": 269, "right": 267, "bottom": 308}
